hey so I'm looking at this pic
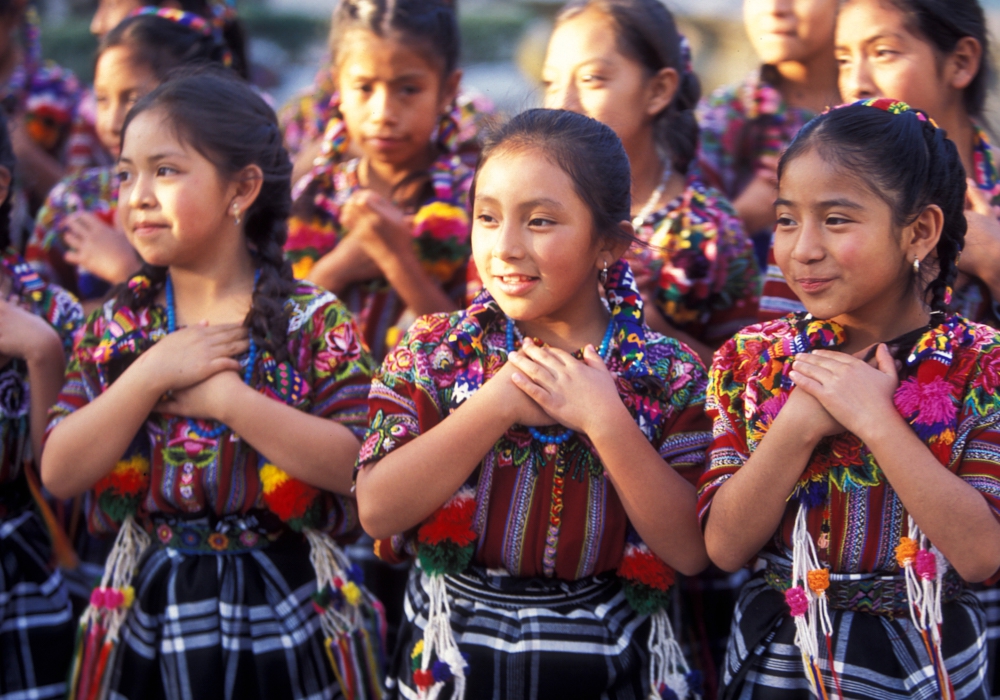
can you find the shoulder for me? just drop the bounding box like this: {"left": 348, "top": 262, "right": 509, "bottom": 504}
{"left": 713, "top": 315, "right": 800, "bottom": 376}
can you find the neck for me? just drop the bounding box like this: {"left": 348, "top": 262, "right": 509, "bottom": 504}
{"left": 511, "top": 290, "right": 611, "bottom": 356}
{"left": 362, "top": 145, "right": 438, "bottom": 200}
{"left": 167, "top": 242, "right": 256, "bottom": 327}
{"left": 935, "top": 105, "right": 977, "bottom": 181}
{"left": 773, "top": 51, "right": 839, "bottom": 114}
{"left": 625, "top": 131, "right": 685, "bottom": 217}
{"left": 832, "top": 290, "right": 931, "bottom": 355}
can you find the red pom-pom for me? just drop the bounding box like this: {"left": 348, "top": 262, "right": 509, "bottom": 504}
{"left": 413, "top": 669, "right": 434, "bottom": 690}
{"left": 617, "top": 545, "right": 675, "bottom": 591}
{"left": 263, "top": 478, "right": 320, "bottom": 522}
{"left": 418, "top": 496, "right": 476, "bottom": 547}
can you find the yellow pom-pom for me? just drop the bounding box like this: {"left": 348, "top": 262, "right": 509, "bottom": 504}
{"left": 411, "top": 639, "right": 424, "bottom": 659}
{"left": 259, "top": 463, "right": 290, "bottom": 494}
{"left": 113, "top": 454, "right": 150, "bottom": 477}
{"left": 807, "top": 568, "right": 830, "bottom": 594}
{"left": 291, "top": 257, "right": 315, "bottom": 280}
{"left": 342, "top": 581, "right": 361, "bottom": 606}
{"left": 896, "top": 537, "right": 919, "bottom": 568}
{"left": 122, "top": 586, "right": 135, "bottom": 608}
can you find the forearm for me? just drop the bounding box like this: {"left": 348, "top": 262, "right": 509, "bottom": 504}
{"left": 704, "top": 410, "right": 819, "bottom": 571}
{"left": 41, "top": 356, "right": 162, "bottom": 498}
{"left": 356, "top": 386, "right": 511, "bottom": 539}
{"left": 590, "top": 406, "right": 708, "bottom": 575}
{"left": 379, "top": 245, "right": 456, "bottom": 316}
{"left": 25, "top": 337, "right": 66, "bottom": 462}
{"left": 866, "top": 416, "right": 1000, "bottom": 582}
{"left": 221, "top": 385, "right": 361, "bottom": 495}
{"left": 307, "top": 248, "right": 355, "bottom": 293}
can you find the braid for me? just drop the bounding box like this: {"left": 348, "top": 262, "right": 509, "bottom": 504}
{"left": 247, "top": 231, "right": 296, "bottom": 364}
{"left": 922, "top": 120, "right": 967, "bottom": 315}
{"left": 116, "top": 263, "right": 168, "bottom": 312}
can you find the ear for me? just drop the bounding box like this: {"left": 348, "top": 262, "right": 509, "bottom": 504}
{"left": 595, "top": 220, "right": 636, "bottom": 272}
{"left": 646, "top": 67, "right": 679, "bottom": 119}
{"left": 906, "top": 204, "right": 944, "bottom": 264}
{"left": 946, "top": 36, "right": 983, "bottom": 92}
{"left": 439, "top": 69, "right": 463, "bottom": 115}
{"left": 228, "top": 164, "right": 264, "bottom": 218}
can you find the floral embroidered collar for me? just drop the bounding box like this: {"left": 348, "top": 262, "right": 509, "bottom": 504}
{"left": 973, "top": 124, "right": 998, "bottom": 192}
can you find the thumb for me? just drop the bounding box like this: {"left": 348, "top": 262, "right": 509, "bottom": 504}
{"left": 582, "top": 344, "right": 607, "bottom": 370}
{"left": 875, "top": 343, "right": 898, "bottom": 380}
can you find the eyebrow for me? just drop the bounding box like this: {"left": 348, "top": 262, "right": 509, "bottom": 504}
{"left": 118, "top": 151, "right": 186, "bottom": 166}
{"left": 774, "top": 197, "right": 865, "bottom": 209}
{"left": 837, "top": 30, "right": 907, "bottom": 50}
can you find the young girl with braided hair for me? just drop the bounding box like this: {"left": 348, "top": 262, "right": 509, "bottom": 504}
{"left": 699, "top": 99, "right": 1000, "bottom": 698}
{"left": 42, "top": 71, "right": 383, "bottom": 700}
{"left": 285, "top": 0, "right": 473, "bottom": 362}
{"left": 27, "top": 9, "right": 232, "bottom": 307}
{"left": 356, "top": 108, "right": 710, "bottom": 700}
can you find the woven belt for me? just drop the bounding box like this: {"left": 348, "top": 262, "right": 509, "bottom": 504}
{"left": 150, "top": 512, "right": 281, "bottom": 555}
{"left": 764, "top": 561, "right": 965, "bottom": 618}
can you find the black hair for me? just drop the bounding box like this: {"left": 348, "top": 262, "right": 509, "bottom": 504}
{"left": 845, "top": 0, "right": 992, "bottom": 118}
{"left": 779, "top": 103, "right": 966, "bottom": 315}
{"left": 117, "top": 70, "right": 297, "bottom": 361}
{"left": 330, "top": 0, "right": 460, "bottom": 77}
{"left": 555, "top": 0, "right": 701, "bottom": 174}
{"left": 0, "top": 111, "right": 14, "bottom": 251}
{"left": 472, "top": 108, "right": 635, "bottom": 247}
{"left": 98, "top": 13, "right": 231, "bottom": 82}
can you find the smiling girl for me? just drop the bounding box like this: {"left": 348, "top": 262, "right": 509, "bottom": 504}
{"left": 26, "top": 10, "right": 231, "bottom": 308}
{"left": 698, "top": 99, "right": 1000, "bottom": 699}
{"left": 42, "top": 72, "right": 381, "bottom": 700}
{"left": 356, "top": 109, "right": 709, "bottom": 700}
{"left": 285, "top": 0, "right": 472, "bottom": 363}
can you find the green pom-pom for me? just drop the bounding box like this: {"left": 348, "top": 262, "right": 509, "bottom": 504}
{"left": 622, "top": 580, "right": 672, "bottom": 616}
{"left": 97, "top": 491, "right": 140, "bottom": 523}
{"left": 418, "top": 541, "right": 474, "bottom": 576}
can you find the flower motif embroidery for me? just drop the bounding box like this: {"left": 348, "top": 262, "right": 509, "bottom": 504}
{"left": 156, "top": 524, "right": 173, "bottom": 544}
{"left": 207, "top": 533, "right": 229, "bottom": 551}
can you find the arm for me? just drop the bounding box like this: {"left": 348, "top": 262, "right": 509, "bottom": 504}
{"left": 306, "top": 234, "right": 382, "bottom": 293}
{"left": 356, "top": 360, "right": 552, "bottom": 540}
{"left": 961, "top": 180, "right": 1000, "bottom": 304}
{"left": 25, "top": 331, "right": 65, "bottom": 461}
{"left": 62, "top": 213, "right": 142, "bottom": 285}
{"left": 42, "top": 322, "right": 248, "bottom": 499}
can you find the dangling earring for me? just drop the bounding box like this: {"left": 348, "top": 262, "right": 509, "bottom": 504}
{"left": 232, "top": 203, "right": 242, "bottom": 226}
{"left": 599, "top": 260, "right": 609, "bottom": 286}
{"left": 913, "top": 255, "right": 921, "bottom": 274}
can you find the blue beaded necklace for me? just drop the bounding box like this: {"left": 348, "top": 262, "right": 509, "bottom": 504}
{"left": 165, "top": 270, "right": 260, "bottom": 439}
{"left": 504, "top": 314, "right": 615, "bottom": 446}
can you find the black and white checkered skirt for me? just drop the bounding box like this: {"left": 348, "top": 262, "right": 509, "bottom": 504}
{"left": 720, "top": 573, "right": 989, "bottom": 699}
{"left": 0, "top": 506, "right": 75, "bottom": 699}
{"left": 387, "top": 565, "right": 652, "bottom": 700}
{"left": 106, "top": 531, "right": 344, "bottom": 700}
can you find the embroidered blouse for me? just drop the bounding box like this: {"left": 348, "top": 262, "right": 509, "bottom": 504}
{"left": 285, "top": 153, "right": 472, "bottom": 361}
{"left": 26, "top": 166, "right": 119, "bottom": 300}
{"left": 47, "top": 281, "right": 374, "bottom": 537}
{"left": 627, "top": 174, "right": 760, "bottom": 343}
{"left": 697, "top": 312, "right": 1000, "bottom": 574}
{"left": 356, "top": 292, "right": 712, "bottom": 580}
{"left": 0, "top": 249, "right": 82, "bottom": 485}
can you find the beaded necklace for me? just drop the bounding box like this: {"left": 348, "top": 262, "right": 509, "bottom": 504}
{"left": 504, "top": 314, "right": 615, "bottom": 446}
{"left": 164, "top": 270, "right": 259, "bottom": 439}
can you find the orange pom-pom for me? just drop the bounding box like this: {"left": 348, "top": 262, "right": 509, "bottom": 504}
{"left": 895, "top": 537, "right": 919, "bottom": 568}
{"left": 807, "top": 568, "right": 830, "bottom": 594}
{"left": 263, "top": 477, "right": 320, "bottom": 522}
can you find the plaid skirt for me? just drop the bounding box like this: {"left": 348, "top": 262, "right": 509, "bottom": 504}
{"left": 972, "top": 584, "right": 1000, "bottom": 698}
{"left": 720, "top": 573, "right": 989, "bottom": 699}
{"left": 0, "top": 507, "right": 75, "bottom": 699}
{"left": 388, "top": 565, "right": 651, "bottom": 700}
{"left": 106, "top": 530, "right": 343, "bottom": 700}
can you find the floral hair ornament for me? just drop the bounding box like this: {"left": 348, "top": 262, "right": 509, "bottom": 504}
{"left": 127, "top": 6, "right": 233, "bottom": 68}
{"left": 838, "top": 98, "right": 941, "bottom": 130}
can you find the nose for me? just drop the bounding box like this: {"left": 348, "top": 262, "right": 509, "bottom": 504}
{"left": 840, "top": 56, "right": 878, "bottom": 102}
{"left": 769, "top": 0, "right": 794, "bottom": 16}
{"left": 490, "top": 217, "right": 526, "bottom": 264}
{"left": 368, "top": 85, "right": 396, "bottom": 126}
{"left": 789, "top": 217, "right": 826, "bottom": 266}
{"left": 126, "top": 171, "right": 156, "bottom": 212}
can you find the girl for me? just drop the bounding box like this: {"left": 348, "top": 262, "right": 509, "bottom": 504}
{"left": 42, "top": 71, "right": 383, "bottom": 700}
{"left": 356, "top": 108, "right": 711, "bottom": 700}
{"left": 285, "top": 0, "right": 473, "bottom": 362}
{"left": 0, "top": 110, "right": 83, "bottom": 700}
{"left": 696, "top": 0, "right": 839, "bottom": 321}
{"left": 26, "top": 10, "right": 233, "bottom": 306}
{"left": 699, "top": 100, "right": 1000, "bottom": 698}
{"left": 542, "top": 0, "right": 759, "bottom": 364}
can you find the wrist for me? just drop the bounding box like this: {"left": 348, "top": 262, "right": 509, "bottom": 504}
{"left": 585, "top": 400, "right": 636, "bottom": 450}
{"left": 214, "top": 379, "right": 254, "bottom": 425}
{"left": 24, "top": 332, "right": 64, "bottom": 369}
{"left": 855, "top": 409, "right": 911, "bottom": 453}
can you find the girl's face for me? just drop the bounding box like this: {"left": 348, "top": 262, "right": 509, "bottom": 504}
{"left": 836, "top": 0, "right": 964, "bottom": 118}
{"left": 541, "top": 9, "right": 673, "bottom": 154}
{"left": 117, "top": 108, "right": 240, "bottom": 269}
{"left": 472, "top": 147, "right": 617, "bottom": 324}
{"left": 774, "top": 147, "right": 924, "bottom": 322}
{"left": 94, "top": 46, "right": 158, "bottom": 159}
{"left": 743, "top": 0, "right": 838, "bottom": 66}
{"left": 90, "top": 0, "right": 141, "bottom": 38}
{"left": 336, "top": 29, "right": 458, "bottom": 173}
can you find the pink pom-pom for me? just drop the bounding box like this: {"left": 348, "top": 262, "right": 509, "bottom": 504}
{"left": 104, "top": 588, "right": 124, "bottom": 608}
{"left": 785, "top": 586, "right": 809, "bottom": 617}
{"left": 90, "top": 588, "right": 106, "bottom": 608}
{"left": 915, "top": 549, "right": 937, "bottom": 581}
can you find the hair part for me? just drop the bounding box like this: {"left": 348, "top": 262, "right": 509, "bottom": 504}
{"left": 98, "top": 13, "right": 231, "bottom": 82}
{"left": 555, "top": 0, "right": 701, "bottom": 174}
{"left": 331, "top": 0, "right": 460, "bottom": 77}
{"left": 117, "top": 69, "right": 297, "bottom": 361}
{"left": 778, "top": 104, "right": 966, "bottom": 315}
{"left": 472, "top": 108, "right": 636, "bottom": 250}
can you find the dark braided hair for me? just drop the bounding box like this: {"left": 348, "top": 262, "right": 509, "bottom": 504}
{"left": 0, "top": 111, "right": 14, "bottom": 251}
{"left": 116, "top": 69, "right": 297, "bottom": 361}
{"left": 99, "top": 12, "right": 231, "bottom": 81}
{"left": 330, "top": 0, "right": 460, "bottom": 77}
{"left": 555, "top": 0, "right": 701, "bottom": 174}
{"left": 779, "top": 101, "right": 966, "bottom": 315}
